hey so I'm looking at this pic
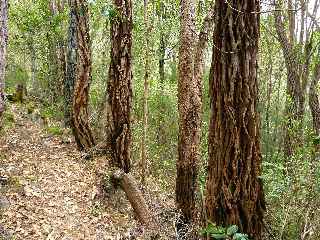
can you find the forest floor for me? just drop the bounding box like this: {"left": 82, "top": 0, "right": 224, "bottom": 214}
{"left": 0, "top": 103, "right": 175, "bottom": 240}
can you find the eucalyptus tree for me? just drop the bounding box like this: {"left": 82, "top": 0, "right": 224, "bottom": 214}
{"left": 70, "top": 0, "right": 95, "bottom": 150}
{"left": 176, "top": 0, "right": 214, "bottom": 236}
{"left": 205, "top": 0, "right": 265, "bottom": 239}
{"left": 106, "top": 0, "right": 133, "bottom": 172}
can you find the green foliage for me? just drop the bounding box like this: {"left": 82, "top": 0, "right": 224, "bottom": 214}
{"left": 262, "top": 128, "right": 320, "bottom": 239}
{"left": 4, "top": 1, "right": 320, "bottom": 239}
{"left": 5, "top": 66, "right": 28, "bottom": 91}
{"left": 26, "top": 102, "right": 35, "bottom": 114}
{"left": 105, "top": 4, "right": 119, "bottom": 22}
{"left": 2, "top": 109, "right": 15, "bottom": 130}
{"left": 40, "top": 101, "right": 63, "bottom": 121}
{"left": 201, "top": 222, "right": 249, "bottom": 240}
{"left": 45, "top": 125, "right": 63, "bottom": 136}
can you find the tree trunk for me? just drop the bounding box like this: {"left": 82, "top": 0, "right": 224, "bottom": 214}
{"left": 274, "top": 1, "right": 305, "bottom": 158}
{"left": 140, "top": 0, "right": 150, "bottom": 184}
{"left": 57, "top": 41, "right": 67, "bottom": 97}
{"left": 205, "top": 1, "right": 265, "bottom": 239}
{"left": 0, "top": 0, "right": 8, "bottom": 124}
{"left": 157, "top": 8, "right": 166, "bottom": 145}
{"left": 47, "top": 1, "right": 60, "bottom": 102}
{"left": 106, "top": 0, "right": 133, "bottom": 173}
{"left": 53, "top": 0, "right": 67, "bottom": 96}
{"left": 71, "top": 0, "right": 95, "bottom": 151}
{"left": 65, "top": 0, "right": 77, "bottom": 128}
{"left": 49, "top": 0, "right": 66, "bottom": 99}
{"left": 28, "top": 41, "right": 37, "bottom": 94}
{"left": 176, "top": 0, "right": 214, "bottom": 236}
{"left": 176, "top": 0, "right": 198, "bottom": 233}
{"left": 309, "top": 62, "right": 320, "bottom": 135}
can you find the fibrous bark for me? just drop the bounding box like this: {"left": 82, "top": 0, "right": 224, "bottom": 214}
{"left": 176, "top": 0, "right": 198, "bottom": 232}
{"left": 0, "top": 0, "right": 8, "bottom": 124}
{"left": 205, "top": 1, "right": 265, "bottom": 239}
{"left": 106, "top": 0, "right": 133, "bottom": 173}
{"left": 71, "top": 0, "right": 95, "bottom": 150}
{"left": 176, "top": 0, "right": 214, "bottom": 235}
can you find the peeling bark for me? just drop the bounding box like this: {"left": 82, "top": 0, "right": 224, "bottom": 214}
{"left": 176, "top": 0, "right": 214, "bottom": 235}
{"left": 71, "top": 0, "right": 95, "bottom": 151}
{"left": 205, "top": 1, "right": 265, "bottom": 239}
{"left": 106, "top": 0, "right": 133, "bottom": 173}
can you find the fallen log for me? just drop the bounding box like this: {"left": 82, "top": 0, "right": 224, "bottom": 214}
{"left": 112, "top": 169, "right": 160, "bottom": 238}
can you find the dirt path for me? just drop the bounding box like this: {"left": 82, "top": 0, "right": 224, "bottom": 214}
{"left": 0, "top": 106, "right": 137, "bottom": 240}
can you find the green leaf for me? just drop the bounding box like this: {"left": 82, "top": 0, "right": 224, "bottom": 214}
{"left": 211, "top": 233, "right": 227, "bottom": 239}
{"left": 233, "top": 233, "right": 249, "bottom": 240}
{"left": 227, "top": 225, "right": 238, "bottom": 236}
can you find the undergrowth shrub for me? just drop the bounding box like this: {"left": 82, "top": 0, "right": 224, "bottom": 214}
{"left": 45, "top": 125, "right": 63, "bottom": 136}
{"left": 263, "top": 129, "right": 320, "bottom": 240}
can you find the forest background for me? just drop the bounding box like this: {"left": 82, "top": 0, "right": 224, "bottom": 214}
{"left": 0, "top": 0, "right": 320, "bottom": 239}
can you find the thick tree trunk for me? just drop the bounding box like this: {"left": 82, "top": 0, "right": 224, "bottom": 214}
{"left": 205, "top": 1, "right": 265, "bottom": 239}
{"left": 106, "top": 0, "right": 133, "bottom": 173}
{"left": 176, "top": 0, "right": 198, "bottom": 233}
{"left": 176, "top": 0, "right": 214, "bottom": 236}
{"left": 71, "top": 0, "right": 95, "bottom": 151}
{"left": 65, "top": 0, "right": 77, "bottom": 128}
{"left": 0, "top": 0, "right": 8, "bottom": 124}
{"left": 140, "top": 0, "right": 150, "bottom": 184}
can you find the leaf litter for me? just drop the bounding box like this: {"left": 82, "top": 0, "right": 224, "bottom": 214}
{"left": 0, "top": 104, "right": 176, "bottom": 240}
